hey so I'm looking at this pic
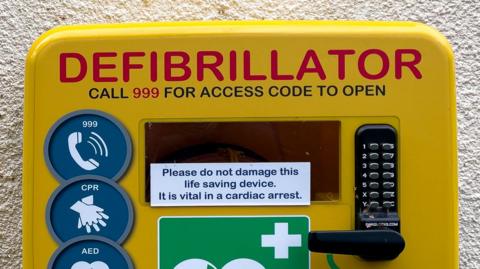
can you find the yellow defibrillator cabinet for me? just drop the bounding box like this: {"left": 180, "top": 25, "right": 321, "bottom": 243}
{"left": 23, "top": 21, "right": 458, "bottom": 269}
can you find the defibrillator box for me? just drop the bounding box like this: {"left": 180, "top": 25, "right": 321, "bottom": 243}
{"left": 23, "top": 21, "right": 458, "bottom": 269}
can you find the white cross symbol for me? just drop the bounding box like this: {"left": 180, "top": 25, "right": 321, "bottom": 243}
{"left": 261, "top": 222, "right": 302, "bottom": 259}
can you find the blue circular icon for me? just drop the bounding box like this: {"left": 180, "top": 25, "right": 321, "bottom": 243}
{"left": 45, "top": 110, "right": 131, "bottom": 181}
{"left": 48, "top": 236, "right": 133, "bottom": 269}
{"left": 47, "top": 176, "right": 134, "bottom": 243}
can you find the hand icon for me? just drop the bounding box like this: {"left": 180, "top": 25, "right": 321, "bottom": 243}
{"left": 70, "top": 195, "right": 109, "bottom": 233}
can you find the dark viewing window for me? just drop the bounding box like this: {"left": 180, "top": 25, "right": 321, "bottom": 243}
{"left": 145, "top": 121, "right": 340, "bottom": 202}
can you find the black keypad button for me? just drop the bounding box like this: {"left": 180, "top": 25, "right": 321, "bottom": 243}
{"left": 369, "top": 182, "right": 380, "bottom": 189}
{"left": 369, "top": 201, "right": 380, "bottom": 208}
{"left": 369, "top": 172, "right": 379, "bottom": 179}
{"left": 383, "top": 192, "right": 395, "bottom": 199}
{"left": 383, "top": 201, "right": 395, "bottom": 208}
{"left": 369, "top": 153, "right": 379, "bottom": 160}
{"left": 383, "top": 182, "right": 395, "bottom": 189}
{"left": 382, "top": 172, "right": 395, "bottom": 179}
{"left": 382, "top": 143, "right": 395, "bottom": 150}
{"left": 368, "top": 143, "right": 379, "bottom": 150}
{"left": 369, "top": 192, "right": 379, "bottom": 199}
{"left": 382, "top": 153, "right": 394, "bottom": 160}
{"left": 369, "top": 163, "right": 379, "bottom": 169}
{"left": 382, "top": 163, "right": 394, "bottom": 169}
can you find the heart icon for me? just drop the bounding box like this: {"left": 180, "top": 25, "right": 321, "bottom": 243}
{"left": 174, "top": 259, "right": 217, "bottom": 269}
{"left": 222, "top": 259, "right": 265, "bottom": 269}
{"left": 71, "top": 261, "right": 109, "bottom": 269}
{"left": 174, "top": 258, "right": 264, "bottom": 269}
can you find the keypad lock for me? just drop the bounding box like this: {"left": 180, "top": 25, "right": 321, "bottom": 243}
{"left": 355, "top": 124, "right": 399, "bottom": 232}
{"left": 308, "top": 124, "right": 404, "bottom": 260}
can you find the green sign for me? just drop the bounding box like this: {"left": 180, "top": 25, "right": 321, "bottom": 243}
{"left": 159, "top": 216, "right": 310, "bottom": 269}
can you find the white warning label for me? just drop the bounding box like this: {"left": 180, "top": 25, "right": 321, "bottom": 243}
{"left": 150, "top": 162, "right": 310, "bottom": 207}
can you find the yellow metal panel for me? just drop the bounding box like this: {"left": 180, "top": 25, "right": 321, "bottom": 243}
{"left": 24, "top": 21, "right": 457, "bottom": 269}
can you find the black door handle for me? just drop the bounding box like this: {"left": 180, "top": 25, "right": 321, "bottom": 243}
{"left": 308, "top": 230, "right": 405, "bottom": 260}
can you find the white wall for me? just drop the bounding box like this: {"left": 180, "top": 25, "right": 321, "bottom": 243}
{"left": 0, "top": 0, "right": 478, "bottom": 268}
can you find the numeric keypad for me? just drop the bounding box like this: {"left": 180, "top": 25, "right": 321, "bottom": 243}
{"left": 355, "top": 124, "right": 399, "bottom": 232}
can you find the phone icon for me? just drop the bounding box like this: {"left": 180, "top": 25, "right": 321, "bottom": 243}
{"left": 68, "top": 132, "right": 104, "bottom": 171}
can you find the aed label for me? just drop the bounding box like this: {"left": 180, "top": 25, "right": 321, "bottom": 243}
{"left": 150, "top": 163, "right": 310, "bottom": 207}
{"left": 81, "top": 247, "right": 99, "bottom": 255}
{"left": 48, "top": 237, "right": 133, "bottom": 269}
